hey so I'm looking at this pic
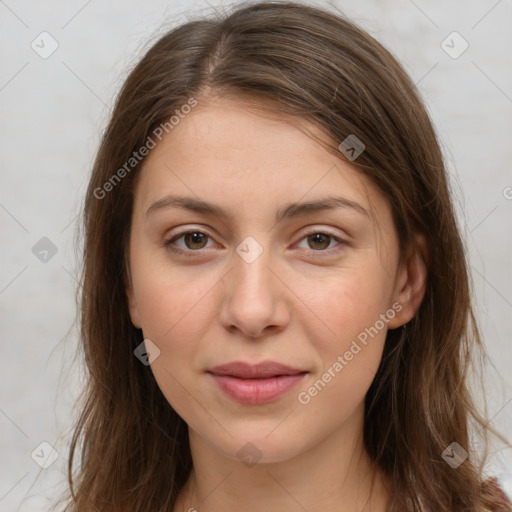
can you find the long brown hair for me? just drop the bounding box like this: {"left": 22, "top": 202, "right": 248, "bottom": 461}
{"left": 55, "top": 1, "right": 511, "bottom": 510}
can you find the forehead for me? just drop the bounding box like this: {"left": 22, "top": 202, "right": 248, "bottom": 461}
{"left": 145, "top": 97, "right": 338, "bottom": 171}
{"left": 132, "top": 97, "right": 382, "bottom": 222}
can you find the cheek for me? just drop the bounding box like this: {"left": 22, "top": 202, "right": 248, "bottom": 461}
{"left": 133, "top": 270, "right": 219, "bottom": 421}
{"left": 131, "top": 253, "right": 227, "bottom": 356}
{"left": 296, "top": 267, "right": 392, "bottom": 395}
{"left": 293, "top": 277, "right": 389, "bottom": 429}
{"left": 131, "top": 242, "right": 219, "bottom": 341}
{"left": 301, "top": 264, "right": 394, "bottom": 349}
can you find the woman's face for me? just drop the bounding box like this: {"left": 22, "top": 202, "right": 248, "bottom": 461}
{"left": 126, "top": 97, "right": 420, "bottom": 464}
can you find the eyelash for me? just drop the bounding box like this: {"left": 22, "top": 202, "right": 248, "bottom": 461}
{"left": 164, "top": 229, "right": 346, "bottom": 258}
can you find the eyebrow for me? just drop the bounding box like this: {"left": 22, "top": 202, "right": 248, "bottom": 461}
{"left": 145, "top": 194, "right": 369, "bottom": 222}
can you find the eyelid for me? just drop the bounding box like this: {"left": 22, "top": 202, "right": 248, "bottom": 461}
{"left": 164, "top": 226, "right": 349, "bottom": 256}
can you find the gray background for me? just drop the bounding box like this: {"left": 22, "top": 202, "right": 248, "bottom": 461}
{"left": 1, "top": 0, "right": 511, "bottom": 509}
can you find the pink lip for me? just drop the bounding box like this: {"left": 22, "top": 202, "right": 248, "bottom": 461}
{"left": 207, "top": 360, "right": 308, "bottom": 404}
{"left": 209, "top": 373, "right": 307, "bottom": 404}
{"left": 208, "top": 360, "right": 306, "bottom": 379}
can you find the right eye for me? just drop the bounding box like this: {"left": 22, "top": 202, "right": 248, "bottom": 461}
{"left": 164, "top": 230, "right": 216, "bottom": 255}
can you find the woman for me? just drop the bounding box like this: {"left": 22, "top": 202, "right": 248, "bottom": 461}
{"left": 56, "top": 2, "right": 512, "bottom": 511}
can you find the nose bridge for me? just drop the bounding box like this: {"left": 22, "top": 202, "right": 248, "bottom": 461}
{"left": 219, "top": 234, "right": 288, "bottom": 337}
{"left": 232, "top": 234, "right": 277, "bottom": 301}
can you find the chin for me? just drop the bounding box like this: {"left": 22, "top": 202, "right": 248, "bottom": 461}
{"left": 207, "top": 428, "right": 306, "bottom": 466}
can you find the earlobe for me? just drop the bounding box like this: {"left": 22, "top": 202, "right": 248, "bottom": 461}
{"left": 387, "top": 233, "right": 428, "bottom": 329}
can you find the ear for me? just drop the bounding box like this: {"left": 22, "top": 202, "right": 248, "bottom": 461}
{"left": 124, "top": 261, "right": 142, "bottom": 329}
{"left": 387, "top": 233, "right": 428, "bottom": 329}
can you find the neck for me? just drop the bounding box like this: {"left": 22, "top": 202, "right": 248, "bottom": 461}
{"left": 173, "top": 408, "right": 391, "bottom": 512}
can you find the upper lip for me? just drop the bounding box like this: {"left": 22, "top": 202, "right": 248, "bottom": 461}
{"left": 208, "top": 361, "right": 307, "bottom": 379}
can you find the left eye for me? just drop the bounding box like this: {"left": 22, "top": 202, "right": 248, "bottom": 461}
{"left": 164, "top": 230, "right": 344, "bottom": 255}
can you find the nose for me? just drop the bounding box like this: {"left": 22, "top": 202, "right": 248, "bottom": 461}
{"left": 218, "top": 242, "right": 291, "bottom": 339}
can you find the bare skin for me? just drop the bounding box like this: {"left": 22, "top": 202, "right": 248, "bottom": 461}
{"left": 125, "top": 96, "right": 427, "bottom": 512}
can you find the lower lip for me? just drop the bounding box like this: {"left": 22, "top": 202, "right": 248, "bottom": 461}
{"left": 209, "top": 372, "right": 307, "bottom": 404}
